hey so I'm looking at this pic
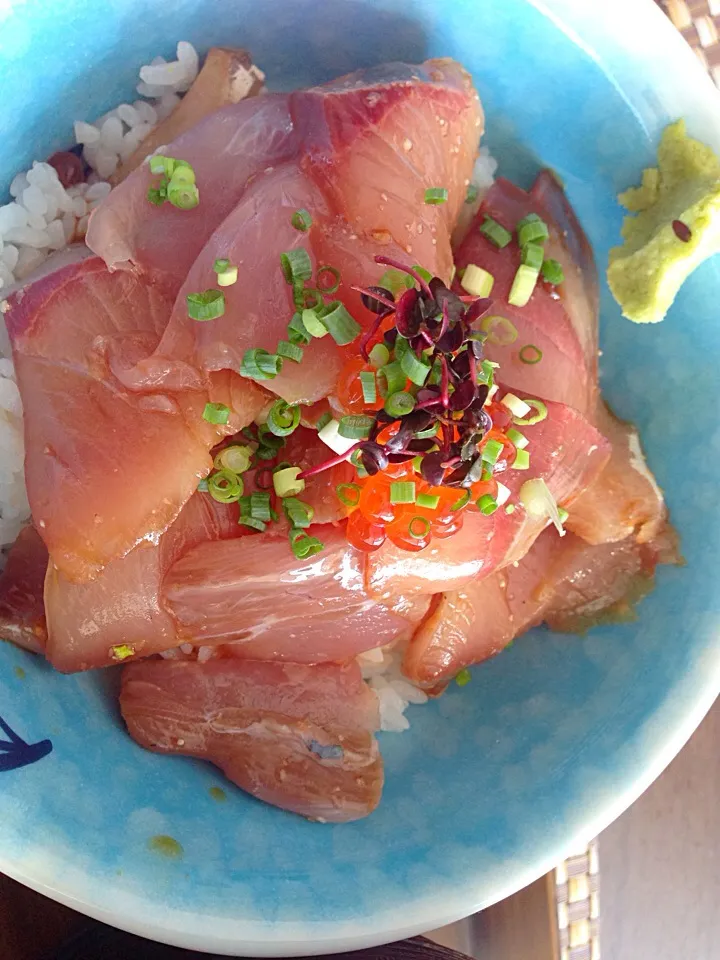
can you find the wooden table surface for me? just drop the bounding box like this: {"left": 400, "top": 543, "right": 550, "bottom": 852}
{"left": 2, "top": 695, "right": 718, "bottom": 959}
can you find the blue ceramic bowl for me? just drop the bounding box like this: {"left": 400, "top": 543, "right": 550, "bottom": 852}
{"left": 2, "top": 0, "right": 720, "bottom": 954}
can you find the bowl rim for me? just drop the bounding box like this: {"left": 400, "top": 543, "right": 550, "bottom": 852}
{"left": 3, "top": 0, "right": 720, "bottom": 954}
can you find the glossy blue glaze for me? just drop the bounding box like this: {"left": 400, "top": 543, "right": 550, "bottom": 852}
{"left": 1, "top": 0, "right": 720, "bottom": 953}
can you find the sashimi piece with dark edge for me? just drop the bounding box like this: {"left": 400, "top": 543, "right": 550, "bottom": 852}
{"left": 0, "top": 525, "right": 48, "bottom": 654}
{"left": 120, "top": 658, "right": 384, "bottom": 822}
{"left": 291, "top": 59, "right": 482, "bottom": 283}
{"left": 86, "top": 95, "right": 298, "bottom": 296}
{"left": 6, "top": 257, "right": 266, "bottom": 582}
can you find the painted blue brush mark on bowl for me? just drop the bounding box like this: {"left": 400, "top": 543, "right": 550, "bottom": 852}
{"left": 1, "top": 0, "right": 720, "bottom": 956}
{"left": 0, "top": 714, "right": 52, "bottom": 773}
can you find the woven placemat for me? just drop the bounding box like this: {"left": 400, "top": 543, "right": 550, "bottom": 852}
{"left": 550, "top": 6, "right": 717, "bottom": 960}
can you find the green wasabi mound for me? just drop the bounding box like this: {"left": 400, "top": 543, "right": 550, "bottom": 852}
{"left": 607, "top": 119, "right": 720, "bottom": 324}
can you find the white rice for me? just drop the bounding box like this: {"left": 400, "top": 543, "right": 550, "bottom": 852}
{"left": 358, "top": 644, "right": 429, "bottom": 732}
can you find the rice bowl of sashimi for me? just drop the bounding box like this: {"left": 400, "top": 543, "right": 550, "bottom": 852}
{"left": 1, "top": 0, "right": 719, "bottom": 954}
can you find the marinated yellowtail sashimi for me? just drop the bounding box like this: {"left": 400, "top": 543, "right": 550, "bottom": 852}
{"left": 120, "top": 658, "right": 383, "bottom": 822}
{"left": 163, "top": 524, "right": 430, "bottom": 662}
{"left": 403, "top": 523, "right": 679, "bottom": 689}
{"left": 453, "top": 173, "right": 598, "bottom": 414}
{"left": 0, "top": 525, "right": 48, "bottom": 655}
{"left": 44, "top": 494, "right": 240, "bottom": 673}
{"left": 367, "top": 396, "right": 610, "bottom": 598}
{"left": 291, "top": 60, "right": 482, "bottom": 281}
{"left": 6, "top": 257, "right": 265, "bottom": 581}
{"left": 117, "top": 164, "right": 342, "bottom": 404}
{"left": 86, "top": 95, "right": 298, "bottom": 294}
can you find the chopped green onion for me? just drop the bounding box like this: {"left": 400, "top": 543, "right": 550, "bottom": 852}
{"left": 167, "top": 180, "right": 199, "bottom": 210}
{"left": 412, "top": 264, "right": 433, "bottom": 284}
{"left": 359, "top": 370, "right": 377, "bottom": 405}
{"left": 384, "top": 390, "right": 416, "bottom": 417}
{"left": 288, "top": 312, "right": 311, "bottom": 346}
{"left": 337, "top": 414, "right": 374, "bottom": 439}
{"left": 267, "top": 399, "right": 301, "bottom": 437}
{"left": 283, "top": 497, "right": 314, "bottom": 528}
{"left": 513, "top": 399, "right": 548, "bottom": 426}
{"left": 168, "top": 160, "right": 195, "bottom": 183}
{"left": 336, "top": 482, "right": 361, "bottom": 507}
{"left": 111, "top": 643, "right": 136, "bottom": 661}
{"left": 460, "top": 263, "right": 494, "bottom": 297}
{"left": 280, "top": 248, "right": 313, "bottom": 285}
{"left": 500, "top": 393, "right": 532, "bottom": 418}
{"left": 276, "top": 339, "right": 304, "bottom": 363}
{"left": 414, "top": 423, "right": 439, "bottom": 440}
{"left": 408, "top": 515, "right": 431, "bottom": 539}
{"left": 451, "top": 490, "right": 471, "bottom": 511}
{"left": 400, "top": 349, "right": 430, "bottom": 387}
{"left": 289, "top": 530, "right": 324, "bottom": 560}
{"left": 149, "top": 155, "right": 172, "bottom": 175}
{"left": 315, "top": 411, "right": 332, "bottom": 432}
{"left": 509, "top": 264, "right": 540, "bottom": 307}
{"left": 465, "top": 184, "right": 479, "bottom": 204}
{"left": 197, "top": 478, "right": 209, "bottom": 492}
{"left": 291, "top": 208, "right": 313, "bottom": 232}
{"left": 187, "top": 289, "right": 225, "bottom": 321}
{"left": 250, "top": 492, "right": 272, "bottom": 522}
{"left": 369, "top": 343, "right": 390, "bottom": 369}
{"left": 215, "top": 444, "right": 253, "bottom": 474}
{"left": 240, "top": 348, "right": 283, "bottom": 381}
{"left": 519, "top": 478, "right": 565, "bottom": 534}
{"left": 558, "top": 506, "right": 569, "bottom": 524}
{"left": 147, "top": 186, "right": 166, "bottom": 205}
{"left": 481, "top": 438, "right": 504, "bottom": 465}
{"left": 254, "top": 468, "right": 273, "bottom": 490}
{"left": 517, "top": 216, "right": 549, "bottom": 246}
{"left": 541, "top": 258, "right": 565, "bottom": 285}
{"left": 239, "top": 516, "right": 267, "bottom": 532}
{"left": 476, "top": 359, "right": 496, "bottom": 388}
{"left": 378, "top": 268, "right": 414, "bottom": 297}
{"left": 455, "top": 668, "right": 472, "bottom": 687}
{"left": 255, "top": 445, "right": 279, "bottom": 461}
{"left": 319, "top": 418, "right": 358, "bottom": 455}
{"left": 393, "top": 335, "right": 411, "bottom": 363}
{"left": 208, "top": 468, "right": 243, "bottom": 503}
{"left": 505, "top": 504, "right": 516, "bottom": 514}
{"left": 480, "top": 314, "right": 518, "bottom": 345}
{"left": 511, "top": 448, "right": 530, "bottom": 470}
{"left": 477, "top": 493, "right": 498, "bottom": 515}
{"left": 479, "top": 216, "right": 512, "bottom": 248}
{"left": 522, "top": 242, "right": 545, "bottom": 271}
{"left": 516, "top": 213, "right": 541, "bottom": 227}
{"left": 390, "top": 481, "right": 416, "bottom": 505}
{"left": 411, "top": 455, "right": 423, "bottom": 473}
{"left": 506, "top": 428, "right": 529, "bottom": 450}
{"left": 317, "top": 301, "right": 361, "bottom": 345}
{"left": 257, "top": 427, "right": 285, "bottom": 449}
{"left": 316, "top": 265, "right": 341, "bottom": 294}
{"left": 518, "top": 344, "right": 543, "bottom": 365}
{"left": 294, "top": 286, "right": 323, "bottom": 311}
{"left": 301, "top": 308, "right": 329, "bottom": 339}
{"left": 273, "top": 466, "right": 306, "bottom": 498}
{"left": 416, "top": 492, "right": 440, "bottom": 510}
{"left": 212, "top": 259, "right": 238, "bottom": 287}
{"left": 424, "top": 187, "right": 448, "bottom": 205}
{"left": 202, "top": 402, "right": 230, "bottom": 425}
{"left": 378, "top": 360, "right": 406, "bottom": 397}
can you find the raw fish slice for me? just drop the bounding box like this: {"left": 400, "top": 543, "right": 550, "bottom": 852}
{"left": 282, "top": 427, "right": 355, "bottom": 525}
{"left": 566, "top": 401, "right": 668, "bottom": 546}
{"left": 120, "top": 658, "right": 383, "bottom": 822}
{"left": 367, "top": 396, "right": 610, "bottom": 598}
{"left": 453, "top": 175, "right": 597, "bottom": 413}
{"left": 163, "top": 525, "right": 428, "bottom": 662}
{"left": 118, "top": 164, "right": 342, "bottom": 405}
{"left": 44, "top": 494, "right": 239, "bottom": 673}
{"left": 87, "top": 95, "right": 298, "bottom": 295}
{"left": 0, "top": 526, "right": 48, "bottom": 654}
{"left": 6, "top": 258, "right": 263, "bottom": 581}
{"left": 292, "top": 59, "right": 482, "bottom": 281}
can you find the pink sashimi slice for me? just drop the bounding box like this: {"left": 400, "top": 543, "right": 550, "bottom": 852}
{"left": 567, "top": 401, "right": 668, "bottom": 546}
{"left": 163, "top": 524, "right": 429, "bottom": 662}
{"left": 6, "top": 257, "right": 264, "bottom": 582}
{"left": 291, "top": 59, "right": 483, "bottom": 282}
{"left": 120, "top": 658, "right": 383, "bottom": 822}
{"left": 281, "top": 427, "right": 355, "bottom": 525}
{"left": 453, "top": 175, "right": 597, "bottom": 414}
{"left": 86, "top": 95, "right": 298, "bottom": 296}
{"left": 0, "top": 526, "right": 48, "bottom": 655}
{"left": 44, "top": 494, "right": 240, "bottom": 673}
{"left": 117, "top": 163, "right": 342, "bottom": 405}
{"left": 403, "top": 522, "right": 680, "bottom": 690}
{"left": 367, "top": 396, "right": 610, "bottom": 599}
